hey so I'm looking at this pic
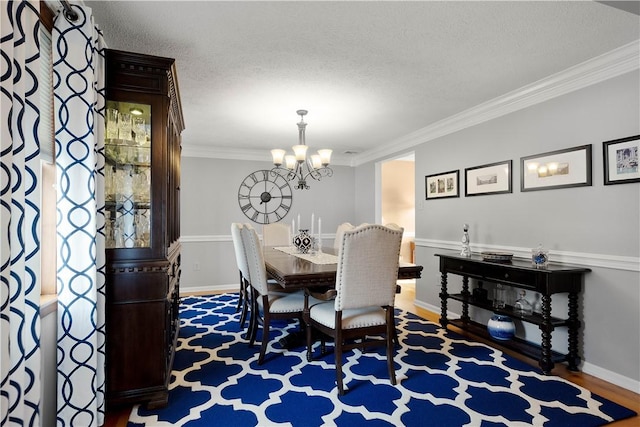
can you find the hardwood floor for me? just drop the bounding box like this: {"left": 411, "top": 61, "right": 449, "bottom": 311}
{"left": 102, "top": 284, "right": 639, "bottom": 426}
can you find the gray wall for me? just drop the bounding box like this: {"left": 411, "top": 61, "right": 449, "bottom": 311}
{"left": 354, "top": 70, "right": 640, "bottom": 388}
{"left": 180, "top": 158, "right": 355, "bottom": 290}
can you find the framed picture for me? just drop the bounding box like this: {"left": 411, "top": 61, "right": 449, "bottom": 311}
{"left": 425, "top": 169, "right": 459, "bottom": 200}
{"left": 465, "top": 160, "right": 512, "bottom": 196}
{"left": 603, "top": 135, "right": 640, "bottom": 185}
{"left": 521, "top": 145, "right": 592, "bottom": 192}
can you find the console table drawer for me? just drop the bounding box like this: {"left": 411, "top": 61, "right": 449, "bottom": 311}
{"left": 442, "top": 258, "right": 537, "bottom": 289}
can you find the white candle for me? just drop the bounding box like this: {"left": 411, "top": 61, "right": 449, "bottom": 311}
{"left": 297, "top": 214, "right": 301, "bottom": 232}
{"left": 318, "top": 217, "right": 322, "bottom": 249}
{"left": 292, "top": 219, "right": 295, "bottom": 237}
{"left": 311, "top": 213, "right": 315, "bottom": 236}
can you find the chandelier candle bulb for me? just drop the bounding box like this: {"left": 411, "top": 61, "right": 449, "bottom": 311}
{"left": 318, "top": 149, "right": 332, "bottom": 166}
{"left": 285, "top": 155, "right": 296, "bottom": 170}
{"left": 311, "top": 155, "right": 322, "bottom": 169}
{"left": 293, "top": 144, "right": 308, "bottom": 161}
{"left": 271, "top": 149, "right": 286, "bottom": 166}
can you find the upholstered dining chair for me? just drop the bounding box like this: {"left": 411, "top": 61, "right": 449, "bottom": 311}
{"left": 241, "top": 224, "right": 307, "bottom": 365}
{"left": 305, "top": 223, "right": 403, "bottom": 395}
{"left": 262, "top": 222, "right": 291, "bottom": 247}
{"left": 230, "top": 223, "right": 251, "bottom": 329}
{"left": 333, "top": 222, "right": 354, "bottom": 252}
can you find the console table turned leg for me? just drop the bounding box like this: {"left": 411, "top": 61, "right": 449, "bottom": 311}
{"left": 461, "top": 276, "right": 470, "bottom": 325}
{"left": 539, "top": 293, "right": 554, "bottom": 374}
{"left": 567, "top": 292, "right": 581, "bottom": 371}
{"left": 439, "top": 272, "right": 449, "bottom": 327}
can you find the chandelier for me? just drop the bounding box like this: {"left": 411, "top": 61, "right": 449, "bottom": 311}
{"left": 270, "top": 110, "right": 333, "bottom": 190}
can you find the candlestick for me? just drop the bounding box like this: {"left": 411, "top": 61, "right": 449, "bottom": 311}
{"left": 311, "top": 213, "right": 315, "bottom": 236}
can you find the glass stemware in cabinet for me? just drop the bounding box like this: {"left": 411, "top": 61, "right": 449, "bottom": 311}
{"left": 104, "top": 100, "right": 152, "bottom": 249}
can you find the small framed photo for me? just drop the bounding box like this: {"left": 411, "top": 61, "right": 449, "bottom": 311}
{"left": 425, "top": 169, "right": 459, "bottom": 200}
{"left": 521, "top": 145, "right": 592, "bottom": 192}
{"left": 465, "top": 160, "right": 512, "bottom": 196}
{"left": 603, "top": 135, "right": 640, "bottom": 185}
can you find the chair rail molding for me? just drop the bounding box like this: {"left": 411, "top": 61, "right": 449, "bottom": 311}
{"left": 416, "top": 238, "right": 639, "bottom": 272}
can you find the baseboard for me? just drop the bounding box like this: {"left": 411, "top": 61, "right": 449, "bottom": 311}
{"left": 180, "top": 284, "right": 236, "bottom": 296}
{"left": 581, "top": 361, "right": 640, "bottom": 394}
{"left": 414, "top": 297, "right": 640, "bottom": 394}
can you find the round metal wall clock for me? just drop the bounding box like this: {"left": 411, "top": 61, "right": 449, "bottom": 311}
{"left": 237, "top": 170, "right": 293, "bottom": 224}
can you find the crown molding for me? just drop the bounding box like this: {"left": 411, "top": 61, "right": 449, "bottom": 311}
{"left": 352, "top": 40, "right": 640, "bottom": 166}
{"left": 180, "top": 41, "right": 639, "bottom": 166}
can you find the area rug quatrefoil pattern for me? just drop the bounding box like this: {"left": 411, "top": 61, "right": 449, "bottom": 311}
{"left": 128, "top": 294, "right": 635, "bottom": 426}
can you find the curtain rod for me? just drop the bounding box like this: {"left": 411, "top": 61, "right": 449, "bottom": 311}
{"left": 60, "top": 0, "right": 79, "bottom": 23}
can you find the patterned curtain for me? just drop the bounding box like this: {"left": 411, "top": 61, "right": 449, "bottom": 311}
{"left": 0, "top": 1, "right": 43, "bottom": 425}
{"left": 53, "top": 4, "right": 106, "bottom": 426}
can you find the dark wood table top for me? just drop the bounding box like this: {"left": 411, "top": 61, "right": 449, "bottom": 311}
{"left": 264, "top": 246, "right": 423, "bottom": 290}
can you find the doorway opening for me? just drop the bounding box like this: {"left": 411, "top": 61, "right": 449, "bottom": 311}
{"left": 378, "top": 153, "right": 415, "bottom": 264}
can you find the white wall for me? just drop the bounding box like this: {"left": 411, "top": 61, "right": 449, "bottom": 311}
{"left": 355, "top": 70, "right": 640, "bottom": 390}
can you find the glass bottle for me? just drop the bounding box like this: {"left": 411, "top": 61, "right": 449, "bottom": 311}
{"left": 514, "top": 290, "right": 533, "bottom": 316}
{"left": 493, "top": 283, "right": 506, "bottom": 309}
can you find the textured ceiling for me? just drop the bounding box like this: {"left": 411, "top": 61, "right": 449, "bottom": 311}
{"left": 83, "top": 1, "right": 639, "bottom": 164}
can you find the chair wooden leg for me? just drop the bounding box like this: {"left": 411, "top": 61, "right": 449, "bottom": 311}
{"left": 248, "top": 288, "right": 259, "bottom": 346}
{"left": 306, "top": 314, "right": 314, "bottom": 362}
{"left": 236, "top": 272, "right": 243, "bottom": 312}
{"left": 335, "top": 319, "right": 345, "bottom": 395}
{"left": 335, "top": 341, "right": 344, "bottom": 395}
{"left": 387, "top": 309, "right": 397, "bottom": 385}
{"left": 258, "top": 305, "right": 270, "bottom": 365}
{"left": 239, "top": 278, "right": 249, "bottom": 328}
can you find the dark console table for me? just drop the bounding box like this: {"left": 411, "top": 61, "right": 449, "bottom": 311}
{"left": 436, "top": 252, "right": 590, "bottom": 374}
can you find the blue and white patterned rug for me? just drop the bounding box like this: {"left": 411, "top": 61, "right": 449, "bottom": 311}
{"left": 128, "top": 294, "right": 636, "bottom": 426}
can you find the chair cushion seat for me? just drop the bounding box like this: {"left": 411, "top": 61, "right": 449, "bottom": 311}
{"left": 260, "top": 291, "right": 306, "bottom": 313}
{"left": 310, "top": 302, "right": 386, "bottom": 329}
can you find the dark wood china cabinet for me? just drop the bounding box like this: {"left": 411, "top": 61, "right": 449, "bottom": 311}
{"left": 104, "top": 49, "right": 184, "bottom": 409}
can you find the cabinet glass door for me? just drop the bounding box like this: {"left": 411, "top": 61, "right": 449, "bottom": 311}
{"left": 105, "top": 101, "right": 151, "bottom": 249}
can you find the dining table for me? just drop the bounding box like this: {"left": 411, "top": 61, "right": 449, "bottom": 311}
{"left": 264, "top": 246, "right": 424, "bottom": 290}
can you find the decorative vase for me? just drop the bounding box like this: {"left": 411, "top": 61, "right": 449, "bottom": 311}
{"left": 487, "top": 314, "right": 515, "bottom": 341}
{"left": 531, "top": 243, "right": 549, "bottom": 268}
{"left": 293, "top": 229, "right": 313, "bottom": 254}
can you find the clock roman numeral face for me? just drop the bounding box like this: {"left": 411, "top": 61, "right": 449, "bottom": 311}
{"left": 237, "top": 170, "right": 293, "bottom": 224}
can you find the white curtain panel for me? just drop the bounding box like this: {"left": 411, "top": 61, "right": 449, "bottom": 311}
{"left": 0, "top": 1, "right": 43, "bottom": 425}
{"left": 53, "top": 4, "right": 106, "bottom": 426}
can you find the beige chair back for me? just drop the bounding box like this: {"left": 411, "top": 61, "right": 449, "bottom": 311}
{"left": 334, "top": 224, "right": 403, "bottom": 311}
{"left": 333, "top": 222, "right": 354, "bottom": 252}
{"left": 231, "top": 223, "right": 250, "bottom": 281}
{"left": 241, "top": 224, "right": 270, "bottom": 296}
{"left": 262, "top": 223, "right": 292, "bottom": 247}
